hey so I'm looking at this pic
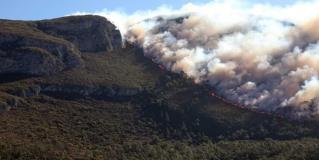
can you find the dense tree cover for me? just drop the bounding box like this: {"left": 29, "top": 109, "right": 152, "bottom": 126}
{"left": 0, "top": 45, "right": 319, "bottom": 159}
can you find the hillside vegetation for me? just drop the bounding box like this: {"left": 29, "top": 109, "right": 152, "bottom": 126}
{"left": 0, "top": 16, "right": 319, "bottom": 160}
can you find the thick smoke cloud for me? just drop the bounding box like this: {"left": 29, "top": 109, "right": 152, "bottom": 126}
{"left": 74, "top": 0, "right": 319, "bottom": 119}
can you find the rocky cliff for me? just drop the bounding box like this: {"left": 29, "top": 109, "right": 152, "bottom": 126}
{"left": 0, "top": 15, "right": 122, "bottom": 76}
{"left": 37, "top": 15, "right": 122, "bottom": 52}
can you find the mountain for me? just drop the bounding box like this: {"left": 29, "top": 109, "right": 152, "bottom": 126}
{"left": 0, "top": 15, "right": 121, "bottom": 76}
{"left": 0, "top": 15, "right": 319, "bottom": 160}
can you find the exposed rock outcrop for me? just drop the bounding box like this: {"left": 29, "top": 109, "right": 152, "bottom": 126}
{"left": 3, "top": 83, "right": 143, "bottom": 101}
{"left": 37, "top": 15, "right": 122, "bottom": 52}
{"left": 0, "top": 101, "right": 10, "bottom": 113}
{"left": 6, "top": 85, "right": 42, "bottom": 98}
{"left": 40, "top": 84, "right": 143, "bottom": 101}
{"left": 0, "top": 32, "right": 82, "bottom": 75}
{"left": 0, "top": 15, "right": 122, "bottom": 77}
{"left": 0, "top": 19, "right": 83, "bottom": 76}
{"left": 0, "top": 92, "right": 21, "bottom": 113}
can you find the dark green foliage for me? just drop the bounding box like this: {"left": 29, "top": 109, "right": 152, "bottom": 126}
{"left": 0, "top": 37, "right": 319, "bottom": 159}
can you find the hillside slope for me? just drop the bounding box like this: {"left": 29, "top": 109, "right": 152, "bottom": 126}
{"left": 0, "top": 16, "right": 319, "bottom": 160}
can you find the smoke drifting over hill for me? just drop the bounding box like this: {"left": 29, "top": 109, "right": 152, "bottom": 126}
{"left": 75, "top": 0, "right": 319, "bottom": 119}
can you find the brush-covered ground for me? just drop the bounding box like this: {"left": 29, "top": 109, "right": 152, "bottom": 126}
{"left": 0, "top": 45, "right": 319, "bottom": 160}
{"left": 1, "top": 16, "right": 319, "bottom": 160}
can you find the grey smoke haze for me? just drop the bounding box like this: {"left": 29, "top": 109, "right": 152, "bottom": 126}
{"left": 75, "top": 0, "right": 319, "bottom": 119}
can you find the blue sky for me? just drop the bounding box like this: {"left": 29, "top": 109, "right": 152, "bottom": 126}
{"left": 0, "top": 0, "right": 297, "bottom": 20}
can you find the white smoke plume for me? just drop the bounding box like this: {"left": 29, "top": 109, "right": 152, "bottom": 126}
{"left": 74, "top": 0, "right": 319, "bottom": 119}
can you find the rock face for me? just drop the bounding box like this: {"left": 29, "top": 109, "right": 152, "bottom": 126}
{"left": 37, "top": 15, "right": 122, "bottom": 52}
{"left": 0, "top": 15, "right": 122, "bottom": 76}
{"left": 40, "top": 84, "right": 143, "bottom": 101}
{"left": 5, "top": 85, "right": 42, "bottom": 98}
{"left": 0, "top": 92, "right": 20, "bottom": 113}
{"left": 0, "top": 32, "right": 82, "bottom": 76}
